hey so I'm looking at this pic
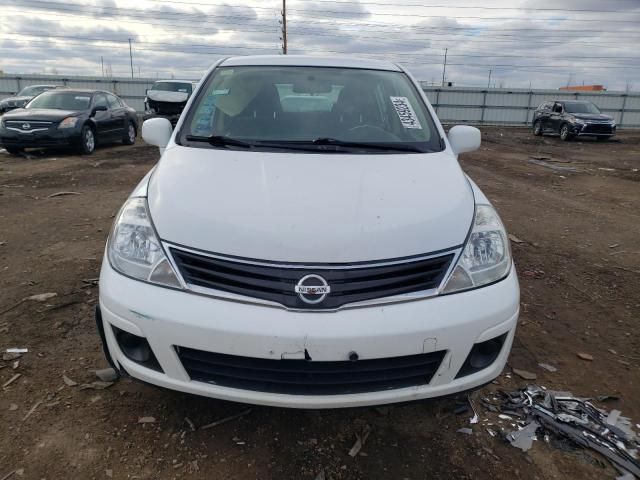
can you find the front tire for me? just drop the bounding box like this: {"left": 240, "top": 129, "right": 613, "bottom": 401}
{"left": 4, "top": 146, "right": 24, "bottom": 155}
{"left": 123, "top": 121, "right": 136, "bottom": 145}
{"left": 560, "top": 124, "right": 572, "bottom": 141}
{"left": 80, "top": 125, "right": 96, "bottom": 154}
{"left": 533, "top": 120, "right": 543, "bottom": 136}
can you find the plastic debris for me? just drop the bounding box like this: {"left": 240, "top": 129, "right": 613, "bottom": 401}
{"left": 348, "top": 425, "right": 371, "bottom": 457}
{"left": 2, "top": 373, "right": 21, "bottom": 388}
{"left": 577, "top": 352, "right": 594, "bottom": 361}
{"left": 95, "top": 368, "right": 118, "bottom": 382}
{"left": 26, "top": 293, "right": 57, "bottom": 302}
{"left": 138, "top": 416, "right": 156, "bottom": 424}
{"left": 63, "top": 375, "right": 78, "bottom": 387}
{"left": 5, "top": 348, "right": 28, "bottom": 354}
{"left": 508, "top": 234, "right": 525, "bottom": 244}
{"left": 506, "top": 421, "right": 540, "bottom": 452}
{"left": 201, "top": 408, "right": 252, "bottom": 430}
{"left": 512, "top": 368, "right": 537, "bottom": 380}
{"left": 47, "top": 191, "right": 82, "bottom": 198}
{"left": 538, "top": 363, "right": 558, "bottom": 373}
{"left": 457, "top": 428, "right": 473, "bottom": 435}
{"left": 483, "top": 385, "right": 640, "bottom": 476}
{"left": 78, "top": 381, "right": 114, "bottom": 390}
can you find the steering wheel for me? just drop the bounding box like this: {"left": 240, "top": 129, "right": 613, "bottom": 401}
{"left": 345, "top": 124, "right": 400, "bottom": 142}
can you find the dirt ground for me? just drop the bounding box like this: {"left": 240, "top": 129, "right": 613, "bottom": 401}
{"left": 1, "top": 128, "right": 639, "bottom": 480}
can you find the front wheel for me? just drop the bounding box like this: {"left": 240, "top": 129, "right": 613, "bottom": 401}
{"left": 79, "top": 125, "right": 96, "bottom": 154}
{"left": 560, "top": 124, "right": 572, "bottom": 141}
{"left": 533, "top": 120, "right": 543, "bottom": 136}
{"left": 4, "top": 146, "right": 24, "bottom": 155}
{"left": 123, "top": 121, "right": 136, "bottom": 145}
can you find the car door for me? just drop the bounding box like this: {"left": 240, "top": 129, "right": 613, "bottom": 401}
{"left": 550, "top": 102, "right": 563, "bottom": 132}
{"left": 106, "top": 93, "right": 127, "bottom": 138}
{"left": 92, "top": 93, "right": 113, "bottom": 139}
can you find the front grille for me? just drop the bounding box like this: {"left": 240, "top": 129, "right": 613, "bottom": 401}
{"left": 176, "top": 347, "right": 446, "bottom": 395}
{"left": 4, "top": 120, "right": 52, "bottom": 129}
{"left": 170, "top": 248, "right": 454, "bottom": 310}
{"left": 148, "top": 99, "right": 186, "bottom": 116}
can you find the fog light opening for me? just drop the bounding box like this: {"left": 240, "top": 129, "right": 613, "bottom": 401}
{"left": 112, "top": 326, "right": 163, "bottom": 372}
{"left": 456, "top": 333, "right": 507, "bottom": 378}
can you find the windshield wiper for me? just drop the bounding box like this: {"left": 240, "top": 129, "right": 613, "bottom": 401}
{"left": 185, "top": 135, "right": 253, "bottom": 149}
{"left": 311, "top": 137, "right": 425, "bottom": 153}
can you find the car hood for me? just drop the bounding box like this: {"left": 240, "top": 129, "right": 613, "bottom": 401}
{"left": 0, "top": 95, "right": 33, "bottom": 104}
{"left": 147, "top": 90, "right": 189, "bottom": 103}
{"left": 572, "top": 113, "right": 613, "bottom": 121}
{"left": 1, "top": 109, "right": 82, "bottom": 121}
{"left": 147, "top": 147, "right": 474, "bottom": 263}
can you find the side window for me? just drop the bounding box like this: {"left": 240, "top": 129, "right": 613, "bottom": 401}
{"left": 106, "top": 94, "right": 121, "bottom": 109}
{"left": 552, "top": 103, "right": 562, "bottom": 113}
{"left": 94, "top": 94, "right": 108, "bottom": 109}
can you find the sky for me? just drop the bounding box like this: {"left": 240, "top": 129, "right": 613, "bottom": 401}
{"left": 0, "top": 0, "right": 639, "bottom": 91}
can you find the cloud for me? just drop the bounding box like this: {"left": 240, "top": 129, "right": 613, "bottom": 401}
{"left": 0, "top": 0, "right": 638, "bottom": 90}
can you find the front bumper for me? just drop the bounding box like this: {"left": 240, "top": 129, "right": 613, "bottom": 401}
{"left": 98, "top": 259, "right": 520, "bottom": 408}
{"left": 573, "top": 123, "right": 616, "bottom": 137}
{"left": 0, "top": 127, "right": 82, "bottom": 149}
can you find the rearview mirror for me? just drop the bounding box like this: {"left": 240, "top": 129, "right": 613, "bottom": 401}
{"left": 448, "top": 125, "right": 481, "bottom": 155}
{"left": 91, "top": 105, "right": 108, "bottom": 116}
{"left": 142, "top": 117, "right": 173, "bottom": 152}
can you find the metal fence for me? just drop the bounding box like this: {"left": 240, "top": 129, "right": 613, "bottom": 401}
{"left": 1, "top": 73, "right": 639, "bottom": 128}
{"left": 0, "top": 73, "right": 161, "bottom": 113}
{"left": 421, "top": 85, "right": 640, "bottom": 128}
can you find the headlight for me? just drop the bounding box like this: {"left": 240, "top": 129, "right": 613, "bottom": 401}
{"left": 442, "top": 205, "right": 512, "bottom": 294}
{"left": 58, "top": 117, "right": 79, "bottom": 129}
{"left": 573, "top": 118, "right": 586, "bottom": 125}
{"left": 107, "top": 197, "right": 182, "bottom": 288}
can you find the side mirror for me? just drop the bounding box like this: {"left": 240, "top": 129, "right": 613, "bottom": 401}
{"left": 448, "top": 125, "right": 481, "bottom": 155}
{"left": 91, "top": 105, "right": 108, "bottom": 116}
{"left": 142, "top": 117, "right": 173, "bottom": 151}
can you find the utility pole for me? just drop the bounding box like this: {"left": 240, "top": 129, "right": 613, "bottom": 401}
{"left": 101, "top": 56, "right": 104, "bottom": 77}
{"left": 282, "top": 0, "right": 287, "bottom": 54}
{"left": 441, "top": 48, "right": 448, "bottom": 86}
{"left": 128, "top": 38, "right": 134, "bottom": 79}
{"left": 487, "top": 69, "right": 492, "bottom": 89}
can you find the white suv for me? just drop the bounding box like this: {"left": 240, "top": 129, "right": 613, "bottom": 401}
{"left": 97, "top": 55, "right": 519, "bottom": 408}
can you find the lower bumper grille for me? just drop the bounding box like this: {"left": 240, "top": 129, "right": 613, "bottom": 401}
{"left": 176, "top": 347, "right": 446, "bottom": 395}
{"left": 582, "top": 124, "right": 614, "bottom": 134}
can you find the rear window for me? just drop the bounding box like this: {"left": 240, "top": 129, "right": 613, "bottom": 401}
{"left": 181, "top": 65, "right": 443, "bottom": 153}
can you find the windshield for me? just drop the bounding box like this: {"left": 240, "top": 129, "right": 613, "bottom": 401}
{"left": 181, "top": 66, "right": 442, "bottom": 153}
{"left": 565, "top": 102, "right": 601, "bottom": 114}
{"left": 17, "top": 85, "right": 52, "bottom": 97}
{"left": 152, "top": 82, "right": 192, "bottom": 94}
{"left": 27, "top": 92, "right": 92, "bottom": 110}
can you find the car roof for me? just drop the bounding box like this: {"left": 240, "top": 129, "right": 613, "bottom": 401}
{"left": 220, "top": 55, "right": 402, "bottom": 72}
{"left": 154, "top": 79, "right": 194, "bottom": 83}
{"left": 42, "top": 89, "right": 111, "bottom": 95}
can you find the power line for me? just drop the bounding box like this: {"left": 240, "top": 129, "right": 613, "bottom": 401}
{"left": 286, "top": 7, "right": 640, "bottom": 23}
{"left": 291, "top": 0, "right": 640, "bottom": 14}
{"left": 4, "top": 32, "right": 638, "bottom": 63}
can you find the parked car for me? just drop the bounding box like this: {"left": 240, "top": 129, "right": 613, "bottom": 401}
{"left": 144, "top": 80, "right": 197, "bottom": 125}
{"left": 0, "top": 84, "right": 61, "bottom": 114}
{"left": 0, "top": 89, "right": 138, "bottom": 155}
{"left": 98, "top": 55, "right": 519, "bottom": 408}
{"left": 532, "top": 100, "right": 616, "bottom": 141}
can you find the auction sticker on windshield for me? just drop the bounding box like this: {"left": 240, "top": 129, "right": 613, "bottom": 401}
{"left": 390, "top": 96, "right": 422, "bottom": 129}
